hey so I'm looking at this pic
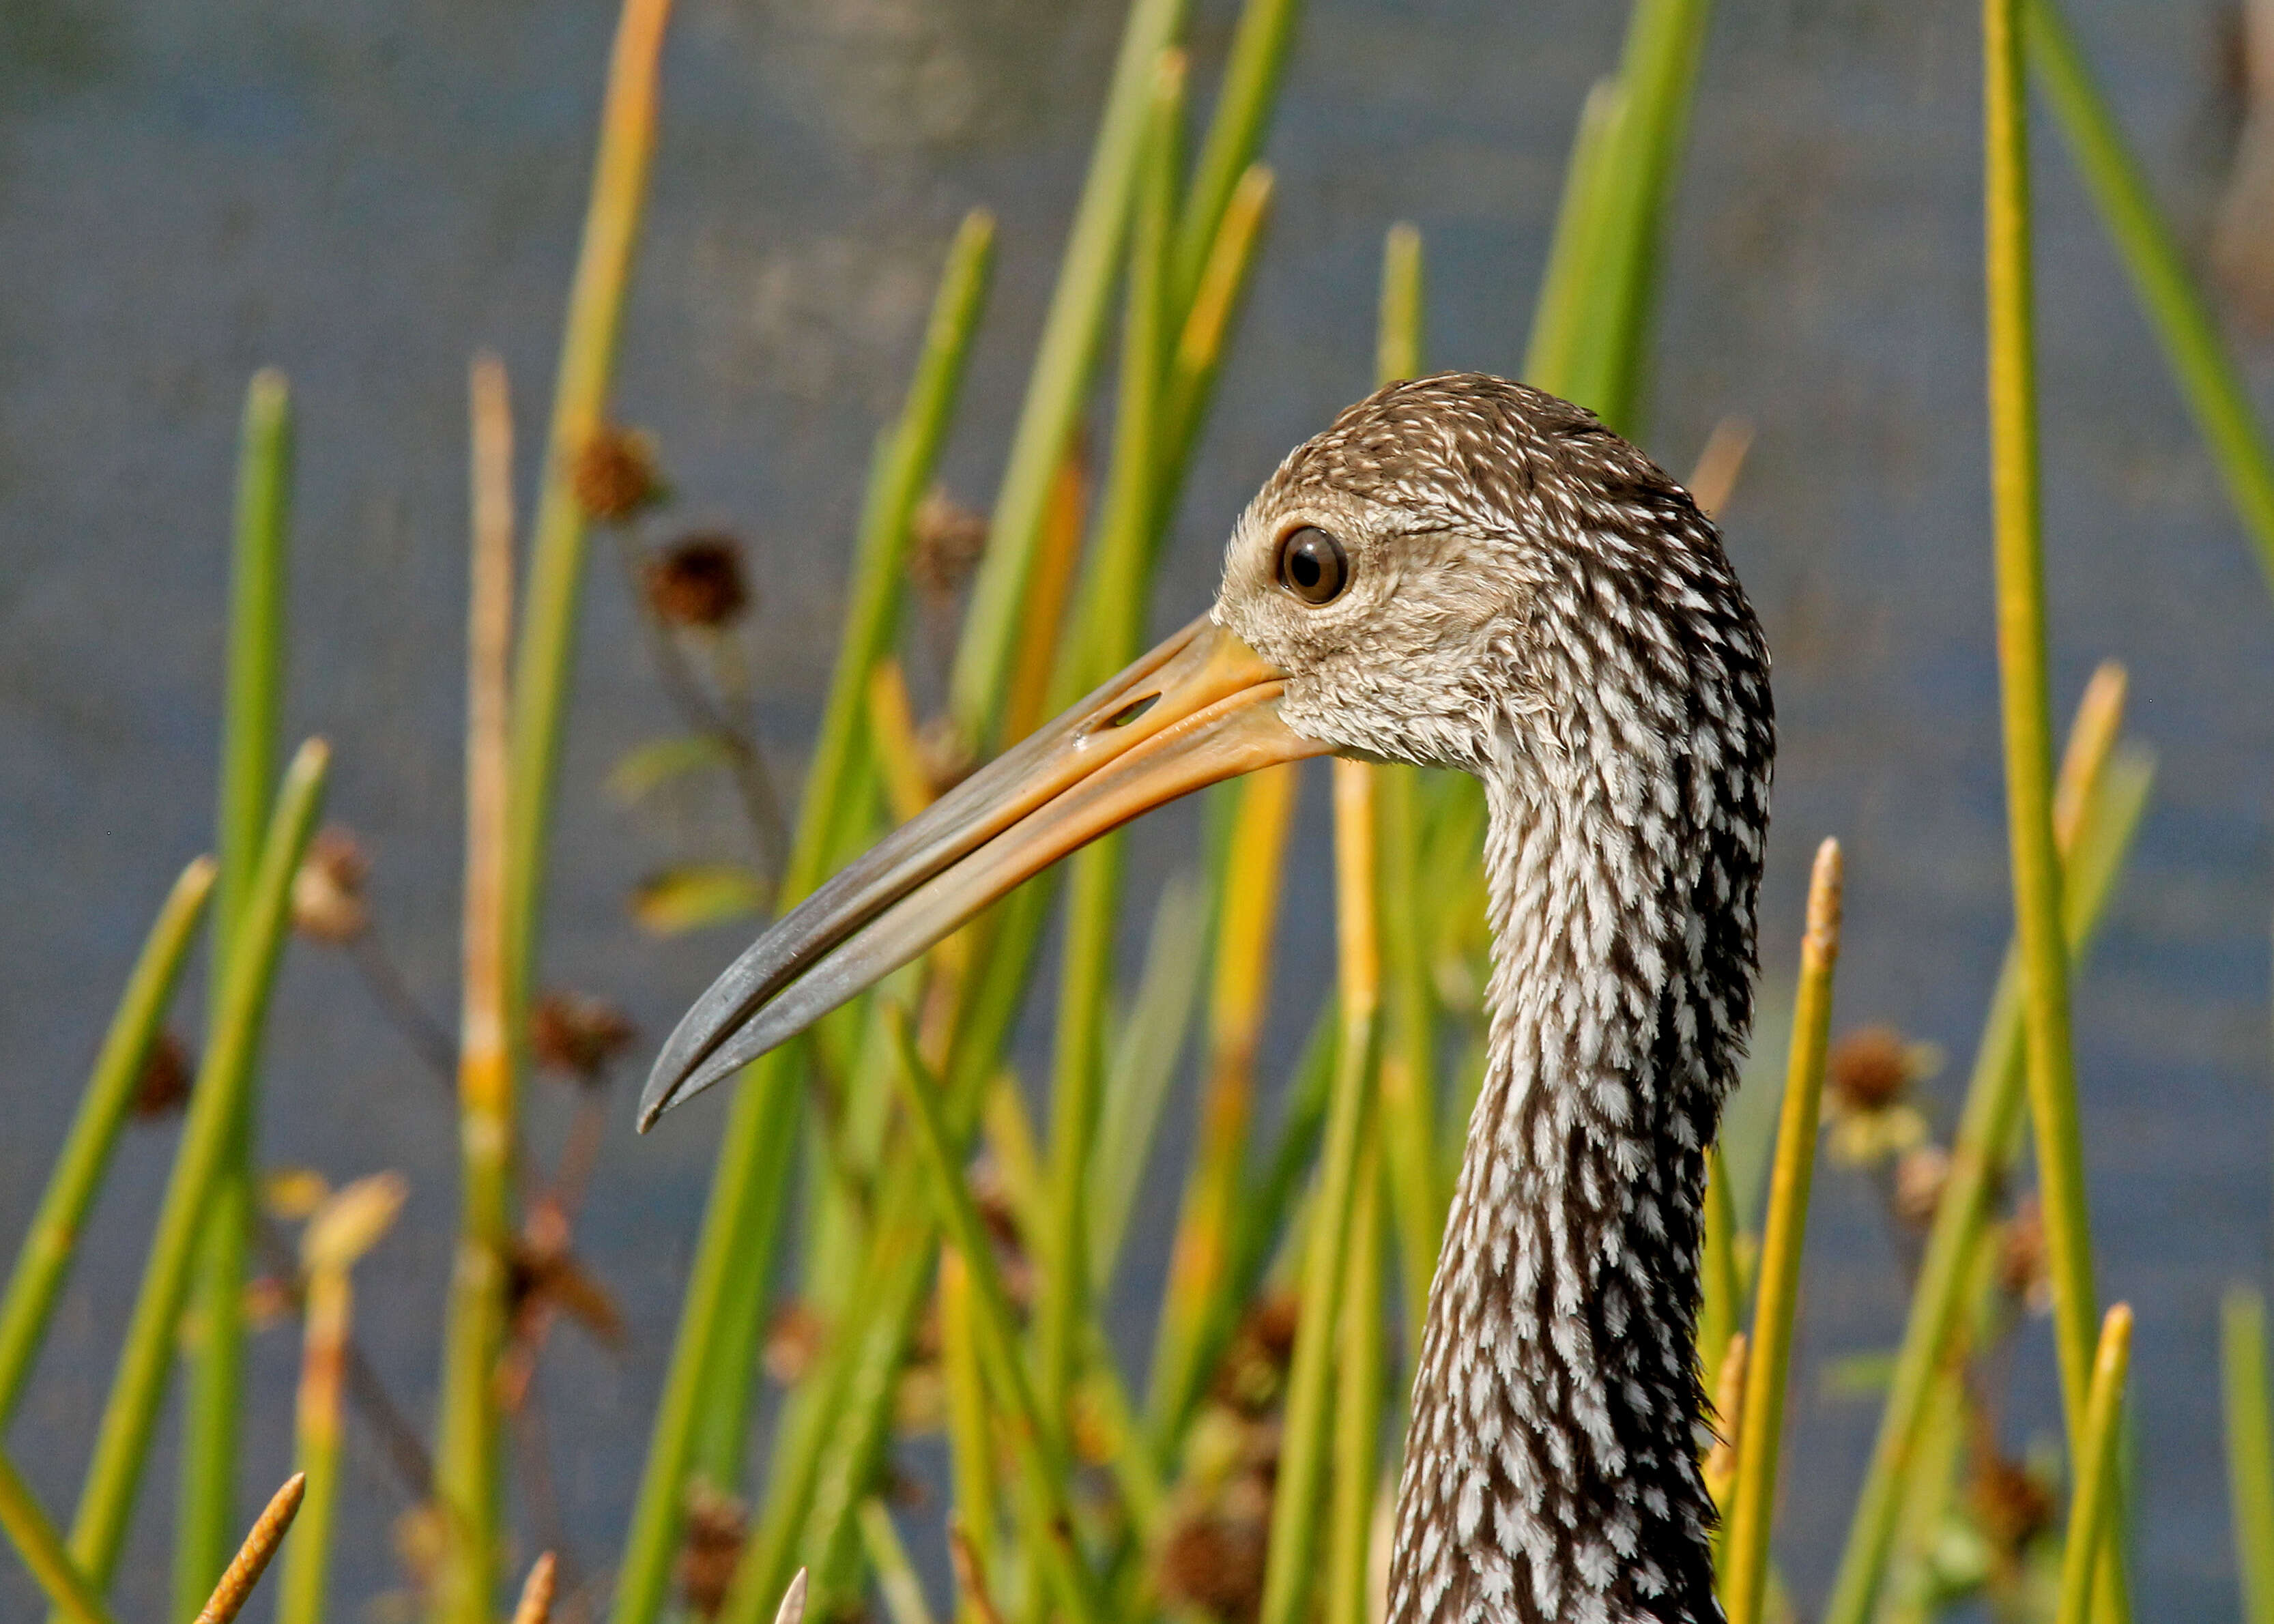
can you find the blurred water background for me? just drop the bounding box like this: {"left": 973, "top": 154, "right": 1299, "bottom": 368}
{"left": 1, "top": 0, "right": 2270, "bottom": 1616}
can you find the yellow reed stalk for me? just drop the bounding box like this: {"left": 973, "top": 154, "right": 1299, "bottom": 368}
{"left": 2227, "top": 1288, "right": 2274, "bottom": 1624}
{"left": 948, "top": 1529, "right": 1007, "bottom": 1624}
{"left": 1986, "top": 1, "right": 2128, "bottom": 1616}
{"left": 1326, "top": 1138, "right": 1387, "bottom": 1624}
{"left": 1722, "top": 838, "right": 1843, "bottom": 1624}
{"left": 2055, "top": 1304, "right": 2134, "bottom": 1624}
{"left": 0, "top": 854, "right": 214, "bottom": 1425}
{"left": 1147, "top": 762, "right": 1300, "bottom": 1432}
{"left": 1001, "top": 447, "right": 1091, "bottom": 747}
{"left": 938, "top": 1249, "right": 999, "bottom": 1624}
{"left": 1699, "top": 1145, "right": 1740, "bottom": 1397}
{"left": 1370, "top": 221, "right": 1441, "bottom": 1341}
{"left": 865, "top": 658, "right": 935, "bottom": 826}
{"left": 859, "top": 1499, "right": 938, "bottom": 1624}
{"left": 430, "top": 347, "right": 519, "bottom": 1624}
{"left": 1703, "top": 1331, "right": 1748, "bottom": 1523}
{"left": 194, "top": 1473, "right": 306, "bottom": 1624}
{"left": 0, "top": 1450, "right": 113, "bottom": 1624}
{"left": 510, "top": 1552, "right": 559, "bottom": 1624}
{"left": 1686, "top": 417, "right": 1754, "bottom": 519}
{"left": 884, "top": 1013, "right": 1104, "bottom": 1624}
{"left": 277, "top": 1174, "right": 408, "bottom": 1624}
{"left": 1257, "top": 758, "right": 1381, "bottom": 1624}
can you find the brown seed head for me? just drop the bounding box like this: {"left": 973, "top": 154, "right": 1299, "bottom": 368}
{"left": 242, "top": 1275, "right": 296, "bottom": 1331}
{"left": 1969, "top": 1451, "right": 2056, "bottom": 1557}
{"left": 529, "top": 990, "right": 637, "bottom": 1082}
{"left": 1892, "top": 1144, "right": 1952, "bottom": 1231}
{"left": 677, "top": 1483, "right": 749, "bottom": 1620}
{"left": 1828, "top": 1025, "right": 1915, "bottom": 1114}
{"left": 133, "top": 1029, "right": 195, "bottom": 1118}
{"left": 574, "top": 425, "right": 666, "bottom": 523}
{"left": 763, "top": 1299, "right": 826, "bottom": 1386}
{"left": 646, "top": 532, "right": 752, "bottom": 628}
{"left": 1998, "top": 1196, "right": 2051, "bottom": 1314}
{"left": 1156, "top": 1508, "right": 1269, "bottom": 1623}
{"left": 908, "top": 487, "right": 989, "bottom": 596}
{"left": 1213, "top": 1291, "right": 1301, "bottom": 1416}
{"left": 292, "top": 826, "right": 371, "bottom": 944}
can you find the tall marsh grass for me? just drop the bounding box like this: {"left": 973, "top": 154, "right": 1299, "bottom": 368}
{"left": 5, "top": 1, "right": 2274, "bottom": 1622}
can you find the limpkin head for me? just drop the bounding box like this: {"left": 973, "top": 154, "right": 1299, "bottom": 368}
{"left": 639, "top": 371, "right": 1767, "bottom": 1127}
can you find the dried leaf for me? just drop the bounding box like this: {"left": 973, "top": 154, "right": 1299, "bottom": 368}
{"left": 302, "top": 1172, "right": 409, "bottom": 1273}
{"left": 630, "top": 865, "right": 769, "bottom": 936}
{"left": 607, "top": 735, "right": 734, "bottom": 804}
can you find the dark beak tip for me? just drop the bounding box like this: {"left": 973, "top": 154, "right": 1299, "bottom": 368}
{"left": 634, "top": 1067, "right": 682, "bottom": 1133}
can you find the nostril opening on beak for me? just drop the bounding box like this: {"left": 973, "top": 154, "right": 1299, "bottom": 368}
{"left": 1097, "top": 693, "right": 1160, "bottom": 731}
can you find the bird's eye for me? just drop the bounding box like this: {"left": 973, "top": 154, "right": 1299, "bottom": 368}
{"left": 1275, "top": 526, "right": 1348, "bottom": 605}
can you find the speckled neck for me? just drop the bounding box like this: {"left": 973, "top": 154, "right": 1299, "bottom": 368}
{"left": 1382, "top": 666, "right": 1766, "bottom": 1624}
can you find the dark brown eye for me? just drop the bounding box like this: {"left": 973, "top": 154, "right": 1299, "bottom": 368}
{"left": 1275, "top": 525, "right": 1348, "bottom": 605}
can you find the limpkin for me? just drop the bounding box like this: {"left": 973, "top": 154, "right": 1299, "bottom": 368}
{"left": 641, "top": 373, "right": 1775, "bottom": 1624}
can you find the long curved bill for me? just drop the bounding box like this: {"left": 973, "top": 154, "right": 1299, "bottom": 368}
{"left": 638, "top": 616, "right": 1329, "bottom": 1129}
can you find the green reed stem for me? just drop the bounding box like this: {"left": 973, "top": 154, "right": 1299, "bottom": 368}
{"left": 1377, "top": 222, "right": 1425, "bottom": 385}
{"left": 1220, "top": 1000, "right": 1338, "bottom": 1339}
{"left": 59, "top": 740, "right": 328, "bottom": 1602}
{"left": 766, "top": 100, "right": 1225, "bottom": 1582}
{"left": 2025, "top": 0, "right": 2274, "bottom": 600}
{"left": 773, "top": 139, "right": 1217, "bottom": 1580}
{"left": 498, "top": 0, "right": 671, "bottom": 1122}
{"left": 494, "top": 3, "right": 671, "bottom": 1606}
{"left": 1985, "top": 4, "right": 2129, "bottom": 1612}
{"left": 1147, "top": 765, "right": 1302, "bottom": 1440}
{"left": 1162, "top": 163, "right": 1276, "bottom": 491}
{"left": 2226, "top": 1288, "right": 2274, "bottom": 1624}
{"left": 1822, "top": 668, "right": 2146, "bottom": 1624}
{"left": 1561, "top": 0, "right": 1712, "bottom": 433}
{"left": 430, "top": 349, "right": 523, "bottom": 1624}
{"left": 275, "top": 1279, "right": 347, "bottom": 1624}
{"left": 1082, "top": 1316, "right": 1167, "bottom": 1543}
{"left": 1370, "top": 222, "right": 1441, "bottom": 1342}
{"left": 889, "top": 1013, "right": 1104, "bottom": 1624}
{"left": 211, "top": 368, "right": 295, "bottom": 983}
{"left": 1089, "top": 873, "right": 1209, "bottom": 1288}
{"left": 860, "top": 1500, "right": 938, "bottom": 1624}
{"left": 1258, "top": 760, "right": 1381, "bottom": 1624}
{"left": 684, "top": 1084, "right": 801, "bottom": 1488}
{"left": 733, "top": 1198, "right": 916, "bottom": 1619}
{"left": 1722, "top": 838, "right": 1841, "bottom": 1624}
{"left": 1525, "top": 78, "right": 1624, "bottom": 401}
{"left": 609, "top": 209, "right": 992, "bottom": 1624}
{"left": 1039, "top": 50, "right": 1181, "bottom": 1433}
{"left": 278, "top": 1176, "right": 405, "bottom": 1624}
{"left": 1172, "top": 0, "right": 1301, "bottom": 313}
{"left": 0, "top": 856, "right": 214, "bottom": 1423}
{"left": 723, "top": 895, "right": 1046, "bottom": 1624}
{"left": 687, "top": 211, "right": 994, "bottom": 1486}
{"left": 2056, "top": 1304, "right": 2133, "bottom": 1624}
{"left": 950, "top": 0, "right": 1187, "bottom": 741}
{"left": 177, "top": 367, "right": 294, "bottom": 1616}
{"left": 1698, "top": 1144, "right": 1740, "bottom": 1398}
{"left": 504, "top": 0, "right": 670, "bottom": 1016}
{"left": 1325, "top": 1139, "right": 1385, "bottom": 1624}
{"left": 788, "top": 209, "right": 997, "bottom": 897}
{"left": 0, "top": 1451, "right": 113, "bottom": 1624}
{"left": 939, "top": 1250, "right": 1000, "bottom": 1624}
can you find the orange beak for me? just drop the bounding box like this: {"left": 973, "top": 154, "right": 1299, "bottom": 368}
{"left": 637, "top": 615, "right": 1329, "bottom": 1128}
